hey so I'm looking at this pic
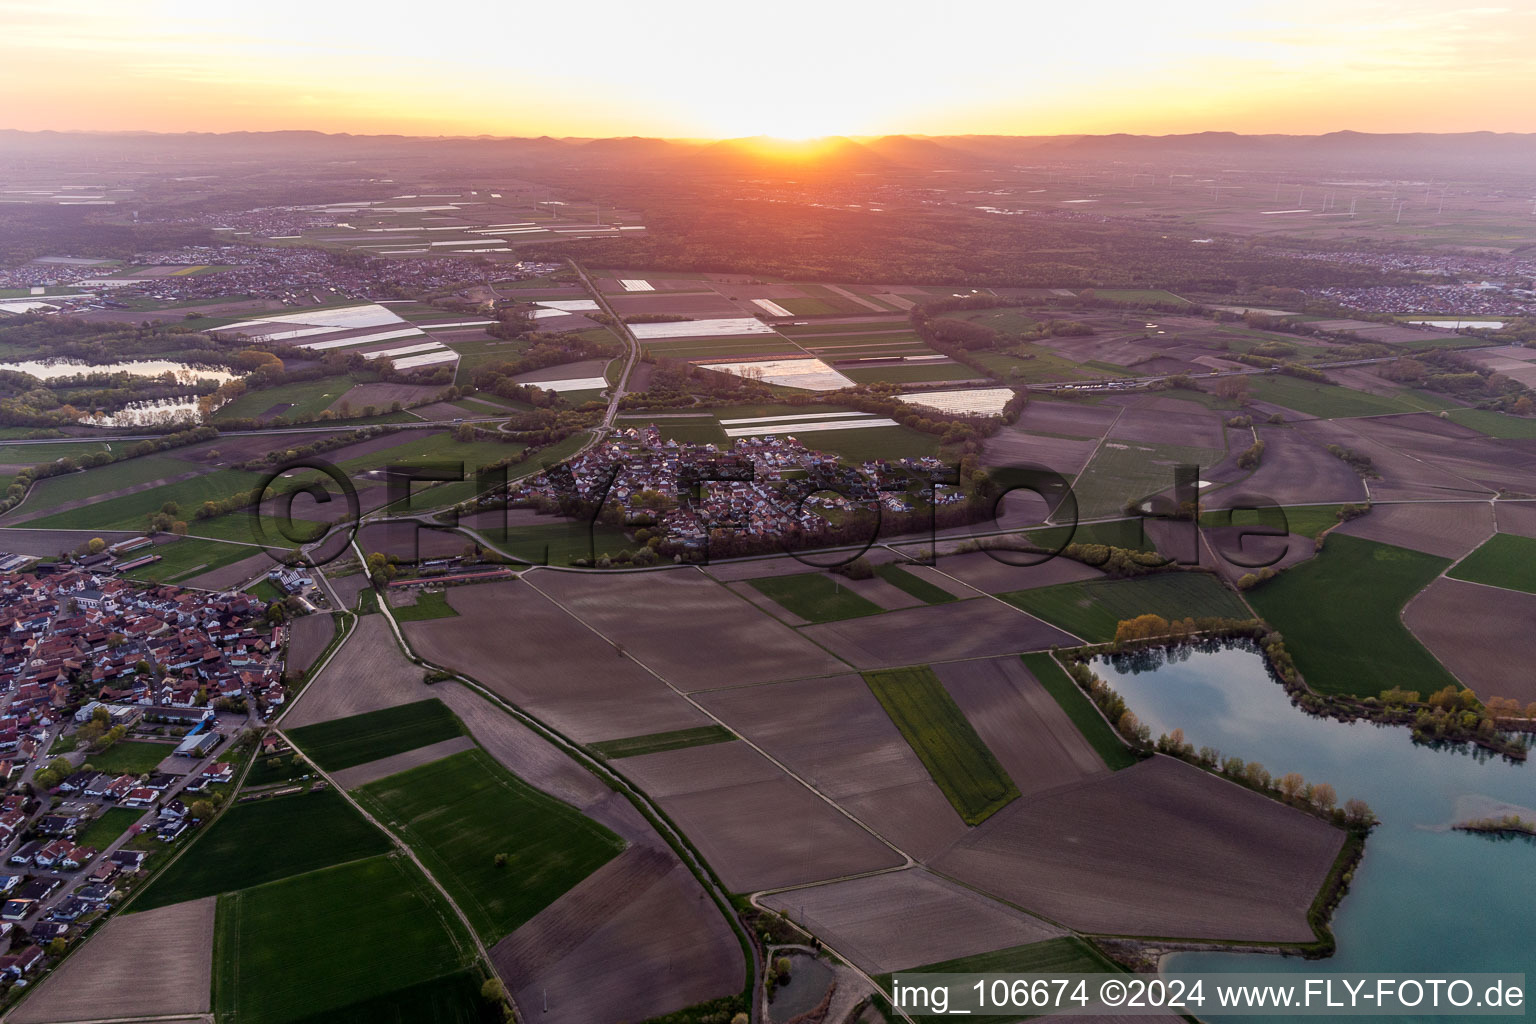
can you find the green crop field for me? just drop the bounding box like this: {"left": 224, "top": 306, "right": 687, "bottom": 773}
{"left": 213, "top": 375, "right": 360, "bottom": 422}
{"left": 1071, "top": 441, "right": 1227, "bottom": 520}
{"left": 1020, "top": 653, "right": 1138, "bottom": 770}
{"left": 1147, "top": 388, "right": 1240, "bottom": 413}
{"left": 1247, "top": 533, "right": 1459, "bottom": 696}
{"left": 183, "top": 504, "right": 326, "bottom": 544}
{"left": 874, "top": 563, "right": 958, "bottom": 604}
{"left": 333, "top": 434, "right": 524, "bottom": 476}
{"left": 1199, "top": 503, "right": 1355, "bottom": 541}
{"left": 1000, "top": 572, "right": 1249, "bottom": 643}
{"left": 81, "top": 740, "right": 176, "bottom": 775}
{"left": 213, "top": 854, "right": 485, "bottom": 1024}
{"left": 641, "top": 338, "right": 798, "bottom": 360}
{"left": 749, "top": 572, "right": 884, "bottom": 622}
{"left": 589, "top": 725, "right": 737, "bottom": 759}
{"left": 778, "top": 297, "right": 844, "bottom": 316}
{"left": 1093, "top": 288, "right": 1190, "bottom": 306}
{"left": 0, "top": 427, "right": 64, "bottom": 439}
{"left": 75, "top": 807, "right": 145, "bottom": 851}
{"left": 797, "top": 331, "right": 928, "bottom": 347}
{"left": 863, "top": 665, "right": 1019, "bottom": 825}
{"left": 133, "top": 789, "right": 391, "bottom": 911}
{"left": 969, "top": 346, "right": 1110, "bottom": 384}
{"left": 281, "top": 970, "right": 500, "bottom": 1024}
{"left": 121, "top": 536, "right": 256, "bottom": 583}
{"left": 244, "top": 752, "right": 312, "bottom": 788}
{"left": 247, "top": 578, "right": 286, "bottom": 603}
{"left": 29, "top": 466, "right": 264, "bottom": 532}
{"left": 354, "top": 748, "right": 624, "bottom": 942}
{"left": 1244, "top": 375, "right": 1427, "bottom": 419}
{"left": 476, "top": 519, "right": 631, "bottom": 566}
{"left": 21, "top": 453, "right": 194, "bottom": 513}
{"left": 397, "top": 432, "right": 583, "bottom": 513}
{"left": 449, "top": 338, "right": 526, "bottom": 379}
{"left": 288, "top": 699, "right": 466, "bottom": 772}
{"left": 1028, "top": 517, "right": 1157, "bottom": 553}
{"left": 1446, "top": 408, "right": 1536, "bottom": 439}
{"left": 390, "top": 590, "right": 460, "bottom": 621}
{"left": 947, "top": 308, "right": 1050, "bottom": 334}
{"left": 796, "top": 424, "right": 945, "bottom": 463}
{"left": 1447, "top": 532, "right": 1536, "bottom": 594}
{"left": 691, "top": 403, "right": 859, "bottom": 420}
{"left": 649, "top": 420, "right": 729, "bottom": 445}
{"left": 779, "top": 321, "right": 909, "bottom": 336}
{"left": 0, "top": 440, "right": 113, "bottom": 467}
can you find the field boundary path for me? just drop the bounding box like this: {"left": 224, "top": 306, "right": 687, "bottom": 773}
{"left": 359, "top": 552, "right": 766, "bottom": 1023}
{"left": 267, "top": 607, "right": 511, "bottom": 1023}
{"left": 567, "top": 259, "right": 639, "bottom": 431}
{"left": 270, "top": 726, "right": 502, "bottom": 1019}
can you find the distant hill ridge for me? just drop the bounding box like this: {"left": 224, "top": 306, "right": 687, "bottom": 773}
{"left": 5, "top": 127, "right": 1534, "bottom": 172}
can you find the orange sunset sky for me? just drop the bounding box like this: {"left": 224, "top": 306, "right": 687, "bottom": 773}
{"left": 3, "top": 0, "right": 1535, "bottom": 138}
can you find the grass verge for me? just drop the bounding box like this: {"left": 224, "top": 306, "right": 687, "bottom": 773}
{"left": 1021, "top": 653, "right": 1138, "bottom": 771}
{"left": 589, "top": 725, "right": 736, "bottom": 760}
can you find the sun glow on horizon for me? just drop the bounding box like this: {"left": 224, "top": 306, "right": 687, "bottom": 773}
{"left": 4, "top": 0, "right": 1536, "bottom": 137}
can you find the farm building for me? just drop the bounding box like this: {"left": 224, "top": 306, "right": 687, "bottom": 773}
{"left": 174, "top": 731, "right": 218, "bottom": 758}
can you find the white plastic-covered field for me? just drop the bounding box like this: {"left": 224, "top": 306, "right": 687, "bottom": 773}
{"left": 721, "top": 411, "right": 881, "bottom": 428}
{"left": 361, "top": 341, "right": 446, "bottom": 360}
{"left": 529, "top": 376, "right": 609, "bottom": 393}
{"left": 223, "top": 303, "right": 404, "bottom": 332}
{"left": 420, "top": 318, "right": 497, "bottom": 329}
{"left": 631, "top": 318, "right": 778, "bottom": 340}
{"left": 897, "top": 387, "right": 1015, "bottom": 416}
{"left": 698, "top": 357, "right": 854, "bottom": 392}
{"left": 535, "top": 299, "right": 600, "bottom": 312}
{"left": 298, "top": 327, "right": 425, "bottom": 351}
{"left": 0, "top": 300, "right": 59, "bottom": 315}
{"left": 619, "top": 279, "right": 654, "bottom": 291}
{"left": 752, "top": 299, "right": 792, "bottom": 317}
{"left": 392, "top": 350, "right": 459, "bottom": 369}
{"left": 723, "top": 414, "right": 897, "bottom": 438}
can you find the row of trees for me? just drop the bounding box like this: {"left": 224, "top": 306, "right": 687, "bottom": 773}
{"left": 1153, "top": 729, "right": 1377, "bottom": 826}
{"left": 1381, "top": 348, "right": 1535, "bottom": 415}
{"left": 1, "top": 424, "right": 218, "bottom": 518}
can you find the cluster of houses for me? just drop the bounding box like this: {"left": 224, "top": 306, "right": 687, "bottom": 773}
{"left": 508, "top": 425, "right": 960, "bottom": 545}
{"left": 0, "top": 748, "right": 235, "bottom": 985}
{"left": 0, "top": 570, "right": 285, "bottom": 988}
{"left": 0, "top": 847, "right": 150, "bottom": 970}
{"left": 0, "top": 570, "right": 286, "bottom": 717}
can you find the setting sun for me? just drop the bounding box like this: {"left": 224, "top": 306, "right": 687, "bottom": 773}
{"left": 5, "top": 0, "right": 1536, "bottom": 135}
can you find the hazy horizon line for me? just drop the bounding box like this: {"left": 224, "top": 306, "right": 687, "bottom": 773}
{"left": 7, "top": 126, "right": 1536, "bottom": 142}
